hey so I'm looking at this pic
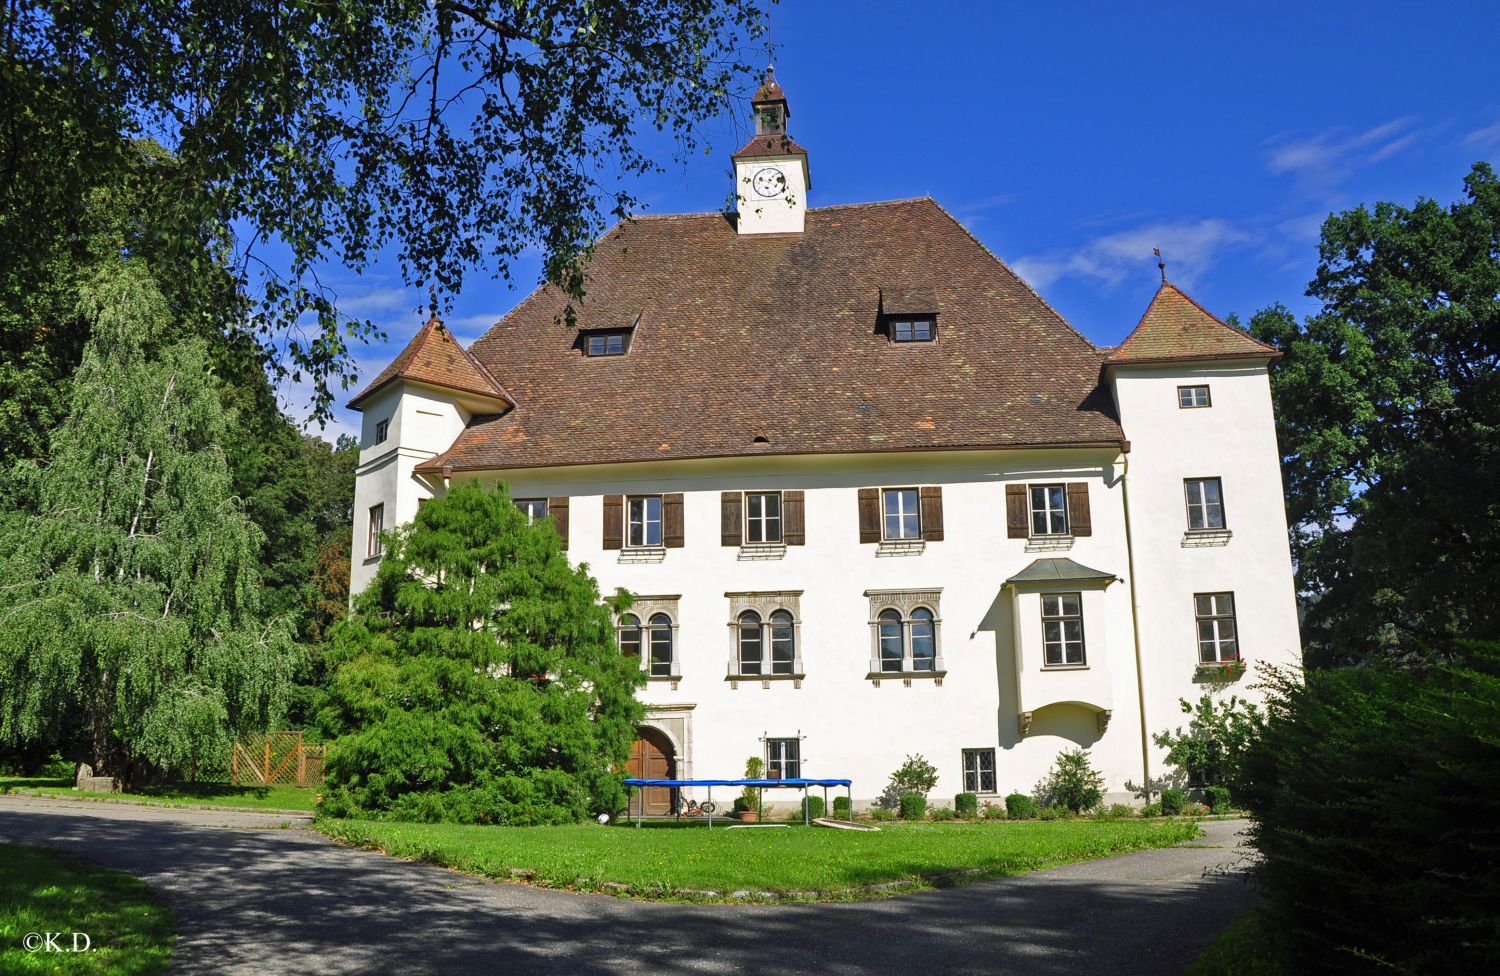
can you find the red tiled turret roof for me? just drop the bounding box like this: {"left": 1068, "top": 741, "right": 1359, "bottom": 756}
{"left": 1107, "top": 284, "right": 1280, "bottom": 366}
{"left": 347, "top": 316, "right": 514, "bottom": 410}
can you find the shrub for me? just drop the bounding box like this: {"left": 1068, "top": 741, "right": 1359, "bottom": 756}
{"left": 929, "top": 805, "right": 957, "bottom": 821}
{"left": 954, "top": 792, "right": 978, "bottom": 817}
{"left": 1140, "top": 802, "right": 1163, "bottom": 818}
{"left": 1160, "top": 788, "right": 1186, "bottom": 815}
{"left": 898, "top": 793, "right": 927, "bottom": 820}
{"left": 980, "top": 800, "right": 1007, "bottom": 820}
{"left": 739, "top": 757, "right": 764, "bottom": 811}
{"left": 800, "top": 795, "right": 825, "bottom": 820}
{"left": 832, "top": 796, "right": 851, "bottom": 820}
{"left": 1236, "top": 650, "right": 1500, "bottom": 973}
{"left": 867, "top": 806, "right": 897, "bottom": 822}
{"left": 731, "top": 796, "right": 751, "bottom": 814}
{"left": 1204, "top": 784, "right": 1232, "bottom": 813}
{"left": 1036, "top": 804, "right": 1068, "bottom": 821}
{"left": 1005, "top": 793, "right": 1037, "bottom": 819}
{"left": 1096, "top": 803, "right": 1134, "bottom": 819}
{"left": 1153, "top": 694, "right": 1262, "bottom": 803}
{"left": 1035, "top": 748, "right": 1106, "bottom": 813}
{"left": 878, "top": 754, "right": 939, "bottom": 809}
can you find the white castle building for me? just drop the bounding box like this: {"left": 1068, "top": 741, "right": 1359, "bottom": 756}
{"left": 348, "top": 70, "right": 1301, "bottom": 810}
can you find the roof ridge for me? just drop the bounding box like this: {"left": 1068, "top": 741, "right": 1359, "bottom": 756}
{"left": 925, "top": 200, "right": 1101, "bottom": 355}
{"left": 1161, "top": 283, "right": 1280, "bottom": 354}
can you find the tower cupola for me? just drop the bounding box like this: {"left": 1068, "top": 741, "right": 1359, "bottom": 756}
{"left": 731, "top": 66, "right": 810, "bottom": 235}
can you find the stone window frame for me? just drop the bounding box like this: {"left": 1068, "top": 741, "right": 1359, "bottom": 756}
{"left": 725, "top": 590, "right": 804, "bottom": 688}
{"left": 865, "top": 588, "right": 945, "bottom": 685}
{"left": 617, "top": 595, "right": 682, "bottom": 688}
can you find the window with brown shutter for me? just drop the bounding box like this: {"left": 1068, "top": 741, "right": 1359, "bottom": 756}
{"left": 663, "top": 493, "right": 685, "bottom": 548}
{"left": 1005, "top": 485, "right": 1028, "bottom": 538}
{"left": 857, "top": 488, "right": 880, "bottom": 543}
{"left": 548, "top": 497, "right": 569, "bottom": 550}
{"left": 783, "top": 490, "right": 806, "bottom": 545}
{"left": 720, "top": 492, "right": 743, "bottom": 547}
{"left": 1066, "top": 483, "right": 1092, "bottom": 537}
{"left": 602, "top": 495, "right": 623, "bottom": 550}
{"left": 919, "top": 486, "right": 944, "bottom": 541}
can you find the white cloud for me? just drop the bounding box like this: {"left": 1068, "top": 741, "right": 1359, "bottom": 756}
{"left": 1264, "top": 118, "right": 1420, "bottom": 187}
{"left": 1011, "top": 219, "right": 1254, "bottom": 291}
{"left": 1462, "top": 119, "right": 1500, "bottom": 149}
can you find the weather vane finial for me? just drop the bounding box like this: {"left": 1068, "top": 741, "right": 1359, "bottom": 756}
{"left": 1153, "top": 247, "right": 1167, "bottom": 285}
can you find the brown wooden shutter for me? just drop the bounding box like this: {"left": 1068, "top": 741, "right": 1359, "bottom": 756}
{"left": 919, "top": 486, "right": 944, "bottom": 541}
{"left": 783, "top": 490, "right": 806, "bottom": 545}
{"left": 603, "top": 495, "right": 623, "bottom": 550}
{"left": 858, "top": 488, "right": 881, "bottom": 544}
{"left": 1066, "top": 482, "right": 1092, "bottom": 537}
{"left": 548, "top": 497, "right": 569, "bottom": 550}
{"left": 1006, "top": 484, "right": 1029, "bottom": 538}
{"left": 720, "top": 492, "right": 743, "bottom": 547}
{"left": 663, "top": 493, "right": 685, "bottom": 548}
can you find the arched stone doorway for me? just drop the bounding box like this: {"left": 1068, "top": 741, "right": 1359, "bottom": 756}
{"left": 627, "top": 726, "right": 677, "bottom": 816}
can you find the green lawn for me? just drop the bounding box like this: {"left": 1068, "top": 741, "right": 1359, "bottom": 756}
{"left": 0, "top": 843, "right": 173, "bottom": 975}
{"left": 319, "top": 817, "right": 1200, "bottom": 900}
{"left": 0, "top": 776, "right": 318, "bottom": 813}
{"left": 1187, "top": 907, "right": 1285, "bottom": 976}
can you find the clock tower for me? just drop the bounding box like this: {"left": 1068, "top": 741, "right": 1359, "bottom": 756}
{"left": 732, "top": 67, "right": 810, "bottom": 235}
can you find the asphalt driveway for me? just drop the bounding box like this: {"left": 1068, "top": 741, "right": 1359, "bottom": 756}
{"left": 0, "top": 795, "right": 1257, "bottom": 975}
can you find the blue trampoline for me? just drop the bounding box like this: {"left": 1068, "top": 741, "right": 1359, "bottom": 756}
{"left": 621, "top": 777, "right": 853, "bottom": 828}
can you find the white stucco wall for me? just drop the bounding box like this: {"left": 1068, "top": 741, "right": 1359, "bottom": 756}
{"left": 735, "top": 154, "right": 809, "bottom": 235}
{"left": 1110, "top": 361, "right": 1303, "bottom": 786}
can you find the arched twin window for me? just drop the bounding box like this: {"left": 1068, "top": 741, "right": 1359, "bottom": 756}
{"left": 875, "top": 605, "right": 938, "bottom": 674}
{"left": 738, "top": 609, "right": 796, "bottom": 676}
{"left": 619, "top": 612, "right": 675, "bottom": 677}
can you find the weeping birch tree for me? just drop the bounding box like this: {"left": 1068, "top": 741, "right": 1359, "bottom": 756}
{"left": 0, "top": 265, "right": 294, "bottom": 784}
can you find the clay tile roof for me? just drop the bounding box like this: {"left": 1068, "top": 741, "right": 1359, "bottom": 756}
{"left": 347, "top": 316, "right": 515, "bottom": 410}
{"left": 411, "top": 198, "right": 1124, "bottom": 475}
{"left": 752, "top": 68, "right": 787, "bottom": 105}
{"left": 731, "top": 133, "right": 809, "bottom": 159}
{"left": 1107, "top": 284, "right": 1279, "bottom": 366}
{"left": 881, "top": 285, "right": 939, "bottom": 315}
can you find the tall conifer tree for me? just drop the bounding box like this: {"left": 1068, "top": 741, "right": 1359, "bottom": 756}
{"left": 0, "top": 265, "right": 294, "bottom": 783}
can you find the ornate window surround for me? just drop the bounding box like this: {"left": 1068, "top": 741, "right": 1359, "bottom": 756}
{"left": 725, "top": 590, "right": 804, "bottom": 688}
{"left": 865, "top": 588, "right": 945, "bottom": 685}
{"left": 617, "top": 595, "right": 682, "bottom": 688}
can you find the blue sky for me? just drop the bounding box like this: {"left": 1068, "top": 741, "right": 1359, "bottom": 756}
{"left": 299, "top": 0, "right": 1500, "bottom": 438}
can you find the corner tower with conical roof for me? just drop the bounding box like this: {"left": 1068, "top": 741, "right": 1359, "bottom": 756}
{"left": 1105, "top": 281, "right": 1300, "bottom": 738}
{"left": 732, "top": 67, "right": 811, "bottom": 235}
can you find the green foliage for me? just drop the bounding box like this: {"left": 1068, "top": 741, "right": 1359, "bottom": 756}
{"left": 800, "top": 795, "right": 825, "bottom": 820}
{"left": 929, "top": 805, "right": 957, "bottom": 821}
{"left": 739, "top": 756, "right": 764, "bottom": 810}
{"left": 1005, "top": 793, "right": 1037, "bottom": 819}
{"left": 0, "top": 266, "right": 294, "bottom": 783}
{"left": 954, "top": 792, "right": 978, "bottom": 817}
{"left": 832, "top": 795, "right": 852, "bottom": 820}
{"left": 1097, "top": 803, "right": 1135, "bottom": 820}
{"left": 0, "top": 843, "right": 174, "bottom": 975}
{"left": 1236, "top": 647, "right": 1500, "bottom": 973}
{"left": 867, "top": 806, "right": 897, "bottom": 822}
{"left": 1186, "top": 908, "right": 1287, "bottom": 976}
{"left": 1140, "top": 802, "right": 1163, "bottom": 818}
{"left": 1250, "top": 163, "right": 1500, "bottom": 663}
{"left": 1036, "top": 805, "right": 1068, "bottom": 821}
{"left": 4, "top": 2, "right": 769, "bottom": 421}
{"left": 1160, "top": 788, "right": 1187, "bottom": 816}
{"left": 878, "top": 753, "right": 939, "bottom": 808}
{"left": 1153, "top": 694, "right": 1263, "bottom": 801}
{"left": 1035, "top": 748, "right": 1106, "bottom": 814}
{"left": 898, "top": 794, "right": 927, "bottom": 820}
{"left": 980, "top": 800, "right": 1007, "bottom": 820}
{"left": 1204, "top": 785, "right": 1232, "bottom": 813}
{"left": 319, "top": 483, "right": 643, "bottom": 825}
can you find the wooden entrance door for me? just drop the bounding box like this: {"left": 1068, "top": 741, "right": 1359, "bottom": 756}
{"left": 627, "top": 727, "right": 676, "bottom": 816}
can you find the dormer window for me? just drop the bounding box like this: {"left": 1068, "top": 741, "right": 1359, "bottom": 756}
{"left": 890, "top": 318, "right": 936, "bottom": 343}
{"left": 584, "top": 331, "right": 629, "bottom": 357}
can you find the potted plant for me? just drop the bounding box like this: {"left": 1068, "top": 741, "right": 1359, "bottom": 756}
{"left": 737, "top": 756, "right": 764, "bottom": 822}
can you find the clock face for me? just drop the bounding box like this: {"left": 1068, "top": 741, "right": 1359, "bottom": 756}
{"left": 751, "top": 167, "right": 788, "bottom": 198}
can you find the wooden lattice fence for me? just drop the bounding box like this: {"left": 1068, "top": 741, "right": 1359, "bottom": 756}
{"left": 231, "top": 732, "right": 325, "bottom": 787}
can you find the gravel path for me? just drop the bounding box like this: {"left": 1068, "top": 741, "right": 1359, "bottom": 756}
{"left": 0, "top": 795, "right": 1258, "bottom": 975}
